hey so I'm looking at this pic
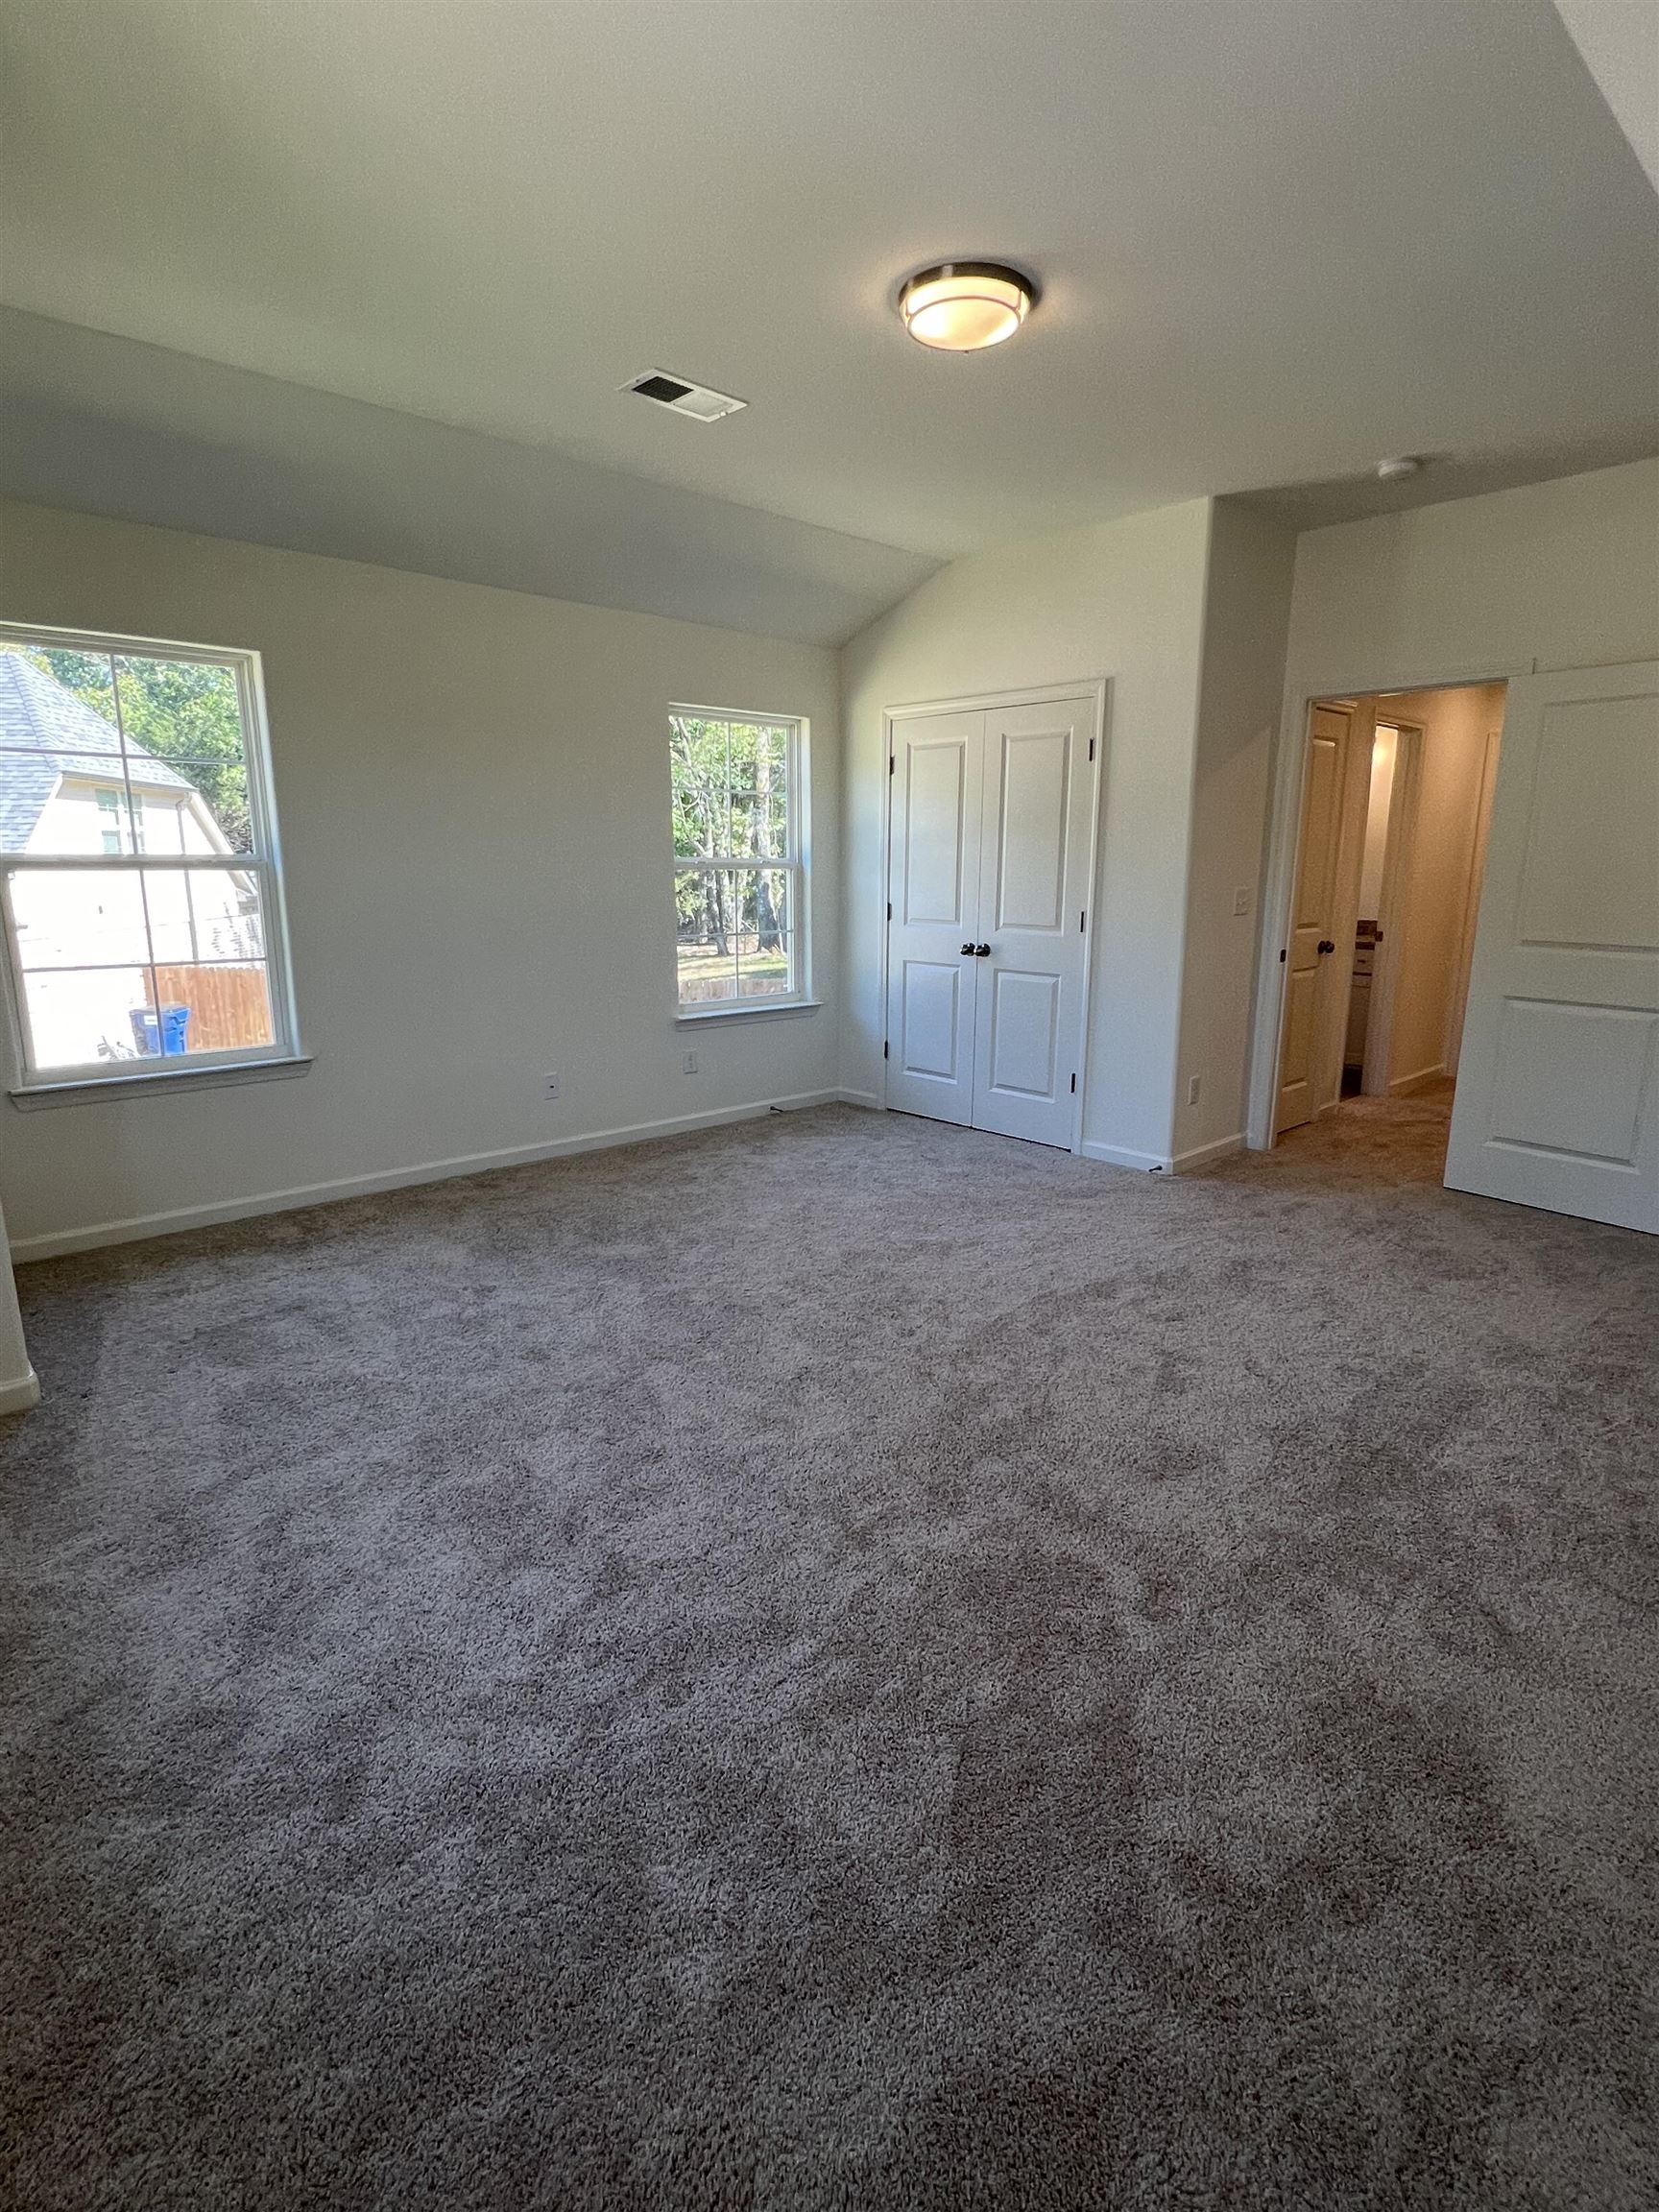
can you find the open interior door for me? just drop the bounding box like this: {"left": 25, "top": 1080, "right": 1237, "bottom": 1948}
{"left": 1277, "top": 698, "right": 1373, "bottom": 1133}
{"left": 1445, "top": 662, "right": 1658, "bottom": 1232}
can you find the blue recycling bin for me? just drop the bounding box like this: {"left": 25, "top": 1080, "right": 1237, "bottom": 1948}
{"left": 131, "top": 1004, "right": 191, "bottom": 1058}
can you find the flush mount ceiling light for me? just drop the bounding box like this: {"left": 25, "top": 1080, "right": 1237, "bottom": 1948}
{"left": 1376, "top": 455, "right": 1424, "bottom": 479}
{"left": 898, "top": 262, "right": 1036, "bottom": 351}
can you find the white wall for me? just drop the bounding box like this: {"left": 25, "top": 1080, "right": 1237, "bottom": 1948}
{"left": 1170, "top": 500, "right": 1297, "bottom": 1163}
{"left": 0, "top": 500, "right": 842, "bottom": 1255}
{"left": 839, "top": 500, "right": 1213, "bottom": 1166}
{"left": 1284, "top": 459, "right": 1659, "bottom": 687}
{"left": 1379, "top": 685, "right": 1503, "bottom": 1092}
{"left": 1248, "top": 458, "right": 1659, "bottom": 1144}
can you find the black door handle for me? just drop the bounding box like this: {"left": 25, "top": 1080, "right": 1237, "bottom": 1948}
{"left": 960, "top": 942, "right": 974, "bottom": 955}
{"left": 1316, "top": 939, "right": 1335, "bottom": 955}
{"left": 974, "top": 943, "right": 992, "bottom": 957}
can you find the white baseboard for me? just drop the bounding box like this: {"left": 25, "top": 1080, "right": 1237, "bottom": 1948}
{"left": 1081, "top": 1139, "right": 1172, "bottom": 1173}
{"left": 836, "top": 1089, "right": 883, "bottom": 1110}
{"left": 0, "top": 1367, "right": 40, "bottom": 1414}
{"left": 1171, "top": 1131, "right": 1245, "bottom": 1173}
{"left": 1389, "top": 1064, "right": 1447, "bottom": 1096}
{"left": 11, "top": 1089, "right": 844, "bottom": 1262}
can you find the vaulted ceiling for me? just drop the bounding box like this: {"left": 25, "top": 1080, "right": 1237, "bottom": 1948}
{"left": 2, "top": 1, "right": 1654, "bottom": 639}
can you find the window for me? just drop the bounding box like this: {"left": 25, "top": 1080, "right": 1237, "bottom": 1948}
{"left": 0, "top": 624, "right": 301, "bottom": 1089}
{"left": 94, "top": 785, "right": 148, "bottom": 856}
{"left": 671, "top": 709, "right": 806, "bottom": 1012}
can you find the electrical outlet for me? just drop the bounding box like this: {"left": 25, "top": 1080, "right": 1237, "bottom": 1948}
{"left": 1233, "top": 887, "right": 1252, "bottom": 917}
{"left": 1187, "top": 1074, "right": 1201, "bottom": 1108}
{"left": 542, "top": 1073, "right": 560, "bottom": 1100}
{"left": 682, "top": 1049, "right": 699, "bottom": 1075}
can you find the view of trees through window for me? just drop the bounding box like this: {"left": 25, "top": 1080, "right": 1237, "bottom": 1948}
{"left": 24, "top": 647, "right": 252, "bottom": 851}
{"left": 671, "top": 712, "right": 801, "bottom": 1006}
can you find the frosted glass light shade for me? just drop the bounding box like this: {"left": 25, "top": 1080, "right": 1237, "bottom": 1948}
{"left": 899, "top": 263, "right": 1035, "bottom": 351}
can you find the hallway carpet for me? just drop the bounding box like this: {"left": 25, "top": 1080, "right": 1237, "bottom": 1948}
{"left": 1269, "top": 1074, "right": 1459, "bottom": 1187}
{"left": 2, "top": 1101, "right": 1655, "bottom": 2210}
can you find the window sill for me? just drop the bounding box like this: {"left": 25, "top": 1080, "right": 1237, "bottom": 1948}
{"left": 675, "top": 999, "right": 821, "bottom": 1026}
{"left": 10, "top": 1054, "right": 314, "bottom": 1111}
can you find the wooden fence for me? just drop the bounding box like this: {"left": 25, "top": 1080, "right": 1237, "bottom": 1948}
{"left": 148, "top": 964, "right": 273, "bottom": 1052}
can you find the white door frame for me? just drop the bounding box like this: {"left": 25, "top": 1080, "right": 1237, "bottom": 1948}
{"left": 878, "top": 678, "right": 1110, "bottom": 1155}
{"left": 1247, "top": 662, "right": 1523, "bottom": 1152}
{"left": 1358, "top": 717, "right": 1425, "bottom": 1097}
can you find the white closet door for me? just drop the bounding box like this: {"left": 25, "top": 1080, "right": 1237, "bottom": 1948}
{"left": 969, "top": 697, "right": 1097, "bottom": 1147}
{"left": 1445, "top": 662, "right": 1658, "bottom": 1232}
{"left": 885, "top": 710, "right": 984, "bottom": 1126}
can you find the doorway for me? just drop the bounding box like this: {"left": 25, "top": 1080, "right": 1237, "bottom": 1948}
{"left": 883, "top": 685, "right": 1103, "bottom": 1149}
{"left": 1272, "top": 681, "right": 1506, "bottom": 1167}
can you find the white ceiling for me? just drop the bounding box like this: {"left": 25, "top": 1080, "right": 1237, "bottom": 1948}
{"left": 0, "top": 307, "right": 937, "bottom": 647}
{"left": 1554, "top": 0, "right": 1659, "bottom": 196}
{"left": 1, "top": 1, "right": 1655, "bottom": 635}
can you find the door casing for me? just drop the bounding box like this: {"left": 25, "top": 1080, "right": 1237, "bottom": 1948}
{"left": 878, "top": 680, "right": 1109, "bottom": 1154}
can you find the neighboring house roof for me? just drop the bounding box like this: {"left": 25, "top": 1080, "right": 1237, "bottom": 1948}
{"left": 0, "top": 650, "right": 196, "bottom": 852}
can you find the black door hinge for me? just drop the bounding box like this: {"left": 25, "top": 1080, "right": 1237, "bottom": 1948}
{"left": 1088, "top": 736, "right": 1095, "bottom": 762}
{"left": 1070, "top": 1072, "right": 1077, "bottom": 1094}
{"left": 886, "top": 901, "right": 892, "bottom": 921}
{"left": 1079, "top": 908, "right": 1086, "bottom": 933}
{"left": 889, "top": 755, "right": 896, "bottom": 776}
{"left": 1279, "top": 949, "right": 1287, "bottom": 963}
{"left": 883, "top": 1040, "right": 889, "bottom": 1059}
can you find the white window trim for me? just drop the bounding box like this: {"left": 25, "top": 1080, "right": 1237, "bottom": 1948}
{"left": 670, "top": 704, "right": 811, "bottom": 1020}
{"left": 11, "top": 1052, "right": 314, "bottom": 1110}
{"left": 674, "top": 998, "right": 822, "bottom": 1026}
{"left": 0, "top": 619, "right": 303, "bottom": 1098}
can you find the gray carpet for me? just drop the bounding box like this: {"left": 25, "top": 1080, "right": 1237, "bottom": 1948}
{"left": 2, "top": 1096, "right": 1655, "bottom": 2210}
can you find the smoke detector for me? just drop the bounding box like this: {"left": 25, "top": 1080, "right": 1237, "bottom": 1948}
{"left": 623, "top": 370, "right": 747, "bottom": 422}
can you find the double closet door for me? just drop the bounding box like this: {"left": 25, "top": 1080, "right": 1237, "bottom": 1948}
{"left": 886, "top": 692, "right": 1099, "bottom": 1148}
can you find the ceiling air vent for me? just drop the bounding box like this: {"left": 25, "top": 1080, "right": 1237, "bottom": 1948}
{"left": 623, "top": 370, "right": 747, "bottom": 422}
